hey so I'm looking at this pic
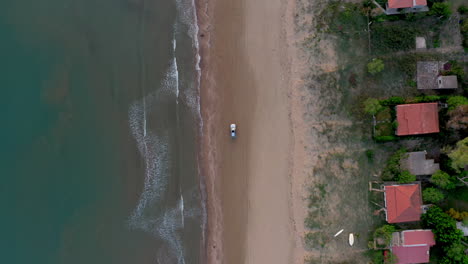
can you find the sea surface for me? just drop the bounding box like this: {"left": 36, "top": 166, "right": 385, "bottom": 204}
{"left": 0, "top": 0, "right": 204, "bottom": 263}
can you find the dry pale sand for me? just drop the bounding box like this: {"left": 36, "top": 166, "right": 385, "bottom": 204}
{"left": 197, "top": 0, "right": 297, "bottom": 263}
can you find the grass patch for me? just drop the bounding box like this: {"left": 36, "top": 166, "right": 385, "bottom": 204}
{"left": 371, "top": 23, "right": 422, "bottom": 54}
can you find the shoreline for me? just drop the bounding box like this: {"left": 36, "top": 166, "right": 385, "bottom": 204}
{"left": 196, "top": 0, "right": 299, "bottom": 263}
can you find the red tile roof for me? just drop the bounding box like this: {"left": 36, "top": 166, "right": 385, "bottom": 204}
{"left": 384, "top": 184, "right": 422, "bottom": 223}
{"left": 392, "top": 245, "right": 431, "bottom": 264}
{"left": 388, "top": 0, "right": 427, "bottom": 9}
{"left": 403, "top": 230, "right": 435, "bottom": 246}
{"left": 396, "top": 103, "right": 439, "bottom": 136}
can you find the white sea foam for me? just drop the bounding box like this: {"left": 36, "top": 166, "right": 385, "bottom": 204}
{"left": 128, "top": 58, "right": 189, "bottom": 264}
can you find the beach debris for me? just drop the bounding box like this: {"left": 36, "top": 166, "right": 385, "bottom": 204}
{"left": 349, "top": 233, "right": 355, "bottom": 246}
{"left": 334, "top": 229, "right": 344, "bottom": 237}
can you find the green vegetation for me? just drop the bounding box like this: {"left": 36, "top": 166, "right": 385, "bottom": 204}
{"left": 446, "top": 208, "right": 468, "bottom": 221}
{"left": 364, "top": 98, "right": 384, "bottom": 115}
{"left": 462, "top": 19, "right": 468, "bottom": 50}
{"left": 397, "top": 170, "right": 416, "bottom": 184}
{"left": 431, "top": 170, "right": 456, "bottom": 190}
{"left": 422, "top": 206, "right": 468, "bottom": 264}
{"left": 373, "top": 225, "right": 396, "bottom": 248}
{"left": 381, "top": 148, "right": 407, "bottom": 181}
{"left": 374, "top": 107, "right": 395, "bottom": 140}
{"left": 428, "top": 2, "right": 452, "bottom": 18}
{"left": 367, "top": 59, "right": 385, "bottom": 75}
{"left": 447, "top": 96, "right": 468, "bottom": 111}
{"left": 423, "top": 187, "right": 445, "bottom": 203}
{"left": 371, "top": 24, "right": 421, "bottom": 53}
{"left": 448, "top": 137, "right": 468, "bottom": 172}
{"left": 445, "top": 243, "right": 468, "bottom": 263}
{"left": 366, "top": 149, "right": 375, "bottom": 162}
{"left": 422, "top": 206, "right": 463, "bottom": 245}
{"left": 459, "top": 5, "right": 468, "bottom": 14}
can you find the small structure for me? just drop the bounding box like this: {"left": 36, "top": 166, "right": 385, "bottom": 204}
{"left": 456, "top": 222, "right": 468, "bottom": 236}
{"left": 415, "top": 37, "right": 427, "bottom": 49}
{"left": 437, "top": 75, "right": 458, "bottom": 89}
{"left": 384, "top": 183, "right": 423, "bottom": 223}
{"left": 396, "top": 103, "right": 439, "bottom": 136}
{"left": 385, "top": 0, "right": 429, "bottom": 15}
{"left": 401, "top": 151, "right": 440, "bottom": 176}
{"left": 390, "top": 230, "right": 436, "bottom": 264}
{"left": 417, "top": 61, "right": 458, "bottom": 90}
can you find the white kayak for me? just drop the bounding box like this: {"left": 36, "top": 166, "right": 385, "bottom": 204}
{"left": 349, "top": 233, "right": 354, "bottom": 246}
{"left": 334, "top": 229, "right": 344, "bottom": 237}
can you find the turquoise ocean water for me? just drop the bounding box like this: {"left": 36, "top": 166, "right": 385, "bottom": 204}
{"left": 0, "top": 0, "right": 204, "bottom": 263}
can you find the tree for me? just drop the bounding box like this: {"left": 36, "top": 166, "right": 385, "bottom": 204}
{"left": 368, "top": 59, "right": 385, "bottom": 75}
{"left": 397, "top": 170, "right": 416, "bottom": 183}
{"left": 422, "top": 206, "right": 463, "bottom": 245}
{"left": 364, "top": 98, "right": 383, "bottom": 115}
{"left": 429, "top": 2, "right": 452, "bottom": 18}
{"left": 445, "top": 243, "right": 468, "bottom": 263}
{"left": 423, "top": 187, "right": 445, "bottom": 203}
{"left": 431, "top": 170, "right": 456, "bottom": 190}
{"left": 448, "top": 137, "right": 468, "bottom": 172}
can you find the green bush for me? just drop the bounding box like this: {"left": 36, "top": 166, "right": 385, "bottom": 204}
{"left": 447, "top": 96, "right": 468, "bottom": 111}
{"left": 381, "top": 148, "right": 407, "bottom": 180}
{"left": 374, "top": 225, "right": 396, "bottom": 246}
{"left": 368, "top": 58, "right": 385, "bottom": 75}
{"left": 397, "top": 170, "right": 416, "bottom": 183}
{"left": 445, "top": 243, "right": 468, "bottom": 263}
{"left": 371, "top": 24, "right": 421, "bottom": 53}
{"left": 431, "top": 170, "right": 456, "bottom": 190}
{"left": 429, "top": 2, "right": 452, "bottom": 18}
{"left": 375, "top": 135, "right": 398, "bottom": 142}
{"left": 413, "top": 95, "right": 442, "bottom": 103}
{"left": 423, "top": 187, "right": 445, "bottom": 203}
{"left": 422, "top": 206, "right": 463, "bottom": 245}
{"left": 364, "top": 98, "right": 384, "bottom": 115}
{"left": 448, "top": 137, "right": 468, "bottom": 172}
{"left": 458, "top": 5, "right": 468, "bottom": 14}
{"left": 380, "top": 96, "right": 405, "bottom": 106}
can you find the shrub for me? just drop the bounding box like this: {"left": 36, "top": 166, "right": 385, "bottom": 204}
{"left": 364, "top": 98, "right": 384, "bottom": 115}
{"left": 397, "top": 170, "right": 416, "bottom": 183}
{"left": 423, "top": 187, "right": 445, "bottom": 203}
{"left": 431, "top": 170, "right": 456, "bottom": 190}
{"left": 447, "top": 96, "right": 468, "bottom": 111}
{"left": 375, "top": 135, "right": 398, "bottom": 142}
{"left": 422, "top": 206, "right": 463, "bottom": 245}
{"left": 371, "top": 24, "right": 421, "bottom": 53}
{"left": 448, "top": 137, "right": 468, "bottom": 172}
{"left": 445, "top": 242, "right": 468, "bottom": 263}
{"left": 458, "top": 5, "right": 468, "bottom": 14}
{"left": 374, "top": 225, "right": 396, "bottom": 247}
{"left": 381, "top": 148, "right": 407, "bottom": 181}
{"left": 380, "top": 96, "right": 405, "bottom": 106}
{"left": 446, "top": 208, "right": 468, "bottom": 221}
{"left": 413, "top": 95, "right": 441, "bottom": 103}
{"left": 368, "top": 58, "right": 385, "bottom": 75}
{"left": 366, "top": 149, "right": 375, "bottom": 162}
{"left": 429, "top": 2, "right": 452, "bottom": 18}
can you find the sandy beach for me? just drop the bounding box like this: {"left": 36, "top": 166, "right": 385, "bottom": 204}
{"left": 198, "top": 0, "right": 296, "bottom": 263}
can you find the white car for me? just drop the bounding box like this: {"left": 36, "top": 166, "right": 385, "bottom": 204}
{"left": 230, "top": 124, "right": 236, "bottom": 138}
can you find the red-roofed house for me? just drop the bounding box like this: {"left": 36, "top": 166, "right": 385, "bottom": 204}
{"left": 385, "top": 0, "right": 429, "bottom": 15}
{"left": 396, "top": 103, "right": 439, "bottom": 136}
{"left": 388, "top": 0, "right": 427, "bottom": 9}
{"left": 384, "top": 183, "right": 423, "bottom": 223}
{"left": 391, "top": 230, "right": 435, "bottom": 264}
